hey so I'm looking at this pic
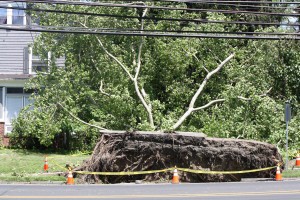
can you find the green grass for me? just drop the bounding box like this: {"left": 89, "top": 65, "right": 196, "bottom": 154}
{"left": 0, "top": 148, "right": 90, "bottom": 182}
{"left": 282, "top": 169, "right": 300, "bottom": 178}
{"left": 1, "top": 148, "right": 299, "bottom": 183}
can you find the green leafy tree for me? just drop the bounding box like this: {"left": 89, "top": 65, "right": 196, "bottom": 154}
{"left": 11, "top": 2, "right": 300, "bottom": 151}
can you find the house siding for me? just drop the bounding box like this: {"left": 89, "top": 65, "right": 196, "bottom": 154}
{"left": 0, "top": 30, "right": 38, "bottom": 74}
{"left": 0, "top": 29, "right": 65, "bottom": 146}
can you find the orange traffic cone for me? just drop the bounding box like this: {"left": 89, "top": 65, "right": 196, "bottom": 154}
{"left": 295, "top": 154, "right": 300, "bottom": 167}
{"left": 67, "top": 171, "right": 75, "bottom": 185}
{"left": 43, "top": 156, "right": 49, "bottom": 172}
{"left": 172, "top": 168, "right": 179, "bottom": 184}
{"left": 275, "top": 165, "right": 282, "bottom": 181}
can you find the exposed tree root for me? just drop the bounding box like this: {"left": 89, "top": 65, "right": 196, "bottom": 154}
{"left": 75, "top": 131, "right": 282, "bottom": 184}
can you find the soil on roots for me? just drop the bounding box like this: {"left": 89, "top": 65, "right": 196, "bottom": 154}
{"left": 75, "top": 131, "right": 282, "bottom": 184}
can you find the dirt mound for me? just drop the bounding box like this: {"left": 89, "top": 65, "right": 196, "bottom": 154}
{"left": 76, "top": 131, "right": 282, "bottom": 183}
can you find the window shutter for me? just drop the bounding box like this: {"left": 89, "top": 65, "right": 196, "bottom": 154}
{"left": 23, "top": 47, "right": 29, "bottom": 74}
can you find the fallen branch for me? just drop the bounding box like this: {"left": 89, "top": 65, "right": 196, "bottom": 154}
{"left": 57, "top": 103, "right": 107, "bottom": 130}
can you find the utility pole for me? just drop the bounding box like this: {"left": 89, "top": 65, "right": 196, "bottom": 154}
{"left": 285, "top": 100, "right": 291, "bottom": 170}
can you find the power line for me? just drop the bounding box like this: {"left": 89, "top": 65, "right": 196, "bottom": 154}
{"left": 2, "top": 0, "right": 300, "bottom": 17}
{"left": 14, "top": 24, "right": 300, "bottom": 36}
{"left": 2, "top": 0, "right": 299, "bottom": 6}
{"left": 0, "top": 25, "right": 299, "bottom": 40}
{"left": 139, "top": 0, "right": 300, "bottom": 5}
{"left": 158, "top": 0, "right": 299, "bottom": 10}
{"left": 1, "top": 5, "right": 300, "bottom": 27}
{"left": 183, "top": 3, "right": 295, "bottom": 10}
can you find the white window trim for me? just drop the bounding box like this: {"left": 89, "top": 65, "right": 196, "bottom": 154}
{"left": 27, "top": 47, "right": 51, "bottom": 74}
{"left": 6, "top": 3, "right": 26, "bottom": 25}
{"left": 23, "top": 4, "right": 27, "bottom": 25}
{"left": 0, "top": 87, "right": 5, "bottom": 122}
{"left": 28, "top": 46, "right": 33, "bottom": 74}
{"left": 4, "top": 90, "right": 32, "bottom": 134}
{"left": 7, "top": 4, "right": 12, "bottom": 25}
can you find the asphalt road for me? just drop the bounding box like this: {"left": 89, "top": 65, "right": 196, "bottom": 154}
{"left": 1, "top": 180, "right": 300, "bottom": 200}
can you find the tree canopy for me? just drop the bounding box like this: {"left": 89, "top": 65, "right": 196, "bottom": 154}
{"left": 11, "top": 2, "right": 300, "bottom": 152}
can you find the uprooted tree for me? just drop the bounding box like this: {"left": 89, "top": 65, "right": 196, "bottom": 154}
{"left": 75, "top": 131, "right": 282, "bottom": 183}
{"left": 10, "top": 1, "right": 300, "bottom": 182}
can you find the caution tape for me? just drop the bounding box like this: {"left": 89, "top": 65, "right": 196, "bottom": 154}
{"left": 176, "top": 166, "right": 277, "bottom": 175}
{"left": 73, "top": 166, "right": 277, "bottom": 176}
{"left": 74, "top": 168, "right": 175, "bottom": 176}
{"left": 44, "top": 152, "right": 92, "bottom": 172}
{"left": 45, "top": 152, "right": 92, "bottom": 160}
{"left": 47, "top": 158, "right": 69, "bottom": 171}
{"left": 43, "top": 154, "right": 278, "bottom": 176}
{"left": 68, "top": 152, "right": 92, "bottom": 157}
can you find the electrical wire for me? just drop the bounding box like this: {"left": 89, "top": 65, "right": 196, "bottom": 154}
{"left": 182, "top": 3, "right": 295, "bottom": 10}
{"left": 1, "top": 5, "right": 300, "bottom": 27}
{"left": 0, "top": 25, "right": 299, "bottom": 40}
{"left": 163, "top": 0, "right": 300, "bottom": 5}
{"left": 0, "top": 0, "right": 298, "bottom": 40}
{"left": 156, "top": 0, "right": 299, "bottom": 10}
{"left": 8, "top": 24, "right": 300, "bottom": 35}
{"left": 1, "top": 0, "right": 300, "bottom": 17}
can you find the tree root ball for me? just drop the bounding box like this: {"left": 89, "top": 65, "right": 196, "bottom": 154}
{"left": 75, "top": 131, "right": 282, "bottom": 183}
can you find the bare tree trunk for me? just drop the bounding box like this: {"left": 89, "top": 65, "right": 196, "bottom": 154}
{"left": 132, "top": 8, "right": 154, "bottom": 128}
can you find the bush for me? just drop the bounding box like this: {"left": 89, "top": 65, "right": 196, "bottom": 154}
{"left": 10, "top": 106, "right": 98, "bottom": 151}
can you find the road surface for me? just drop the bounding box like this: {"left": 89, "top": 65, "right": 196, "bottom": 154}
{"left": 0, "top": 179, "right": 300, "bottom": 199}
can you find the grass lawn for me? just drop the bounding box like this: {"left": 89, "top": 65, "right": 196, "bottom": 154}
{"left": 0, "top": 148, "right": 299, "bottom": 183}
{"left": 282, "top": 169, "right": 300, "bottom": 178}
{"left": 0, "top": 148, "right": 90, "bottom": 182}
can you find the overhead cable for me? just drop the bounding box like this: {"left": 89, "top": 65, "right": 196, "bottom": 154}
{"left": 1, "top": 0, "right": 300, "bottom": 17}
{"left": 1, "top": 5, "right": 300, "bottom": 27}
{"left": 156, "top": 0, "right": 300, "bottom": 5}
{"left": 0, "top": 25, "right": 299, "bottom": 40}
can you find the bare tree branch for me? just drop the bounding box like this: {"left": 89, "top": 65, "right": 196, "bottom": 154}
{"left": 131, "top": 45, "right": 137, "bottom": 67}
{"left": 172, "top": 53, "right": 235, "bottom": 130}
{"left": 173, "top": 85, "right": 272, "bottom": 130}
{"left": 207, "top": 48, "right": 222, "bottom": 63}
{"left": 99, "top": 80, "right": 111, "bottom": 97}
{"left": 132, "top": 8, "right": 154, "bottom": 128}
{"left": 193, "top": 87, "right": 272, "bottom": 111}
{"left": 95, "top": 36, "right": 134, "bottom": 81}
{"left": 182, "top": 48, "right": 209, "bottom": 73}
{"left": 189, "top": 53, "right": 235, "bottom": 109}
{"left": 238, "top": 87, "right": 272, "bottom": 101}
{"left": 259, "top": 87, "right": 272, "bottom": 97}
{"left": 193, "top": 99, "right": 226, "bottom": 111}
{"left": 57, "top": 103, "right": 107, "bottom": 130}
{"left": 237, "top": 96, "right": 251, "bottom": 101}
{"left": 78, "top": 22, "right": 134, "bottom": 81}
{"left": 79, "top": 14, "right": 154, "bottom": 128}
{"left": 134, "top": 7, "right": 148, "bottom": 80}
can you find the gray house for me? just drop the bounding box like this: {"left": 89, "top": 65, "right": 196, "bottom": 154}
{"left": 0, "top": 2, "right": 63, "bottom": 145}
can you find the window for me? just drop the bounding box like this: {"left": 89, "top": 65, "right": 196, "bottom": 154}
{"left": 0, "top": 2, "right": 26, "bottom": 25}
{"left": 32, "top": 54, "right": 49, "bottom": 73}
{"left": 4, "top": 87, "right": 34, "bottom": 134}
{"left": 0, "top": 8, "right": 7, "bottom": 24}
{"left": 7, "top": 87, "right": 23, "bottom": 94}
{"left": 12, "top": 7, "right": 24, "bottom": 25}
{"left": 24, "top": 47, "right": 50, "bottom": 74}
